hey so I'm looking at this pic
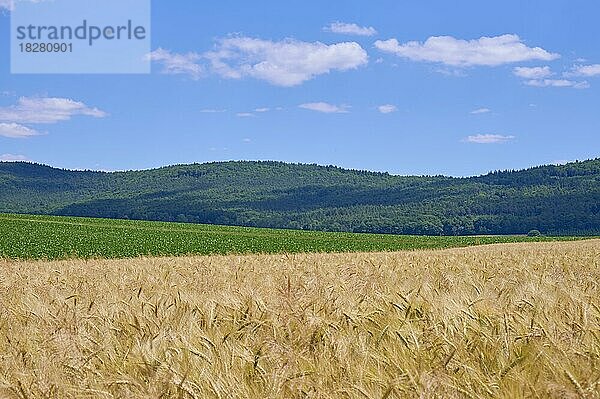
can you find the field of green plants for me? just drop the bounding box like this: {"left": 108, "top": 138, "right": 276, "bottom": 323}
{"left": 0, "top": 213, "right": 585, "bottom": 260}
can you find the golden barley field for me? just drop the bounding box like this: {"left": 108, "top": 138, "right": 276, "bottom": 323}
{"left": 1, "top": 240, "right": 599, "bottom": 399}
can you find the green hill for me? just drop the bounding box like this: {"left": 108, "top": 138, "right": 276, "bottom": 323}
{"left": 1, "top": 159, "right": 599, "bottom": 236}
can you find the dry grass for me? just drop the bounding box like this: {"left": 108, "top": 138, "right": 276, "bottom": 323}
{"left": 1, "top": 241, "right": 599, "bottom": 398}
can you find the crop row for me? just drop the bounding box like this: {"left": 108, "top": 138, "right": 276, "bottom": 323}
{"left": 0, "top": 213, "right": 583, "bottom": 260}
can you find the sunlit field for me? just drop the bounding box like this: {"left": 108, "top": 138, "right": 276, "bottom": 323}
{"left": 1, "top": 240, "right": 598, "bottom": 398}
{"left": 0, "top": 213, "right": 584, "bottom": 260}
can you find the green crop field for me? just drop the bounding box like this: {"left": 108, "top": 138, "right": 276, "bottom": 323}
{"left": 0, "top": 213, "right": 587, "bottom": 261}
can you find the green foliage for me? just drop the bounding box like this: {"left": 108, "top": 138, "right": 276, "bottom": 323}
{"left": 527, "top": 229, "right": 542, "bottom": 237}
{"left": 0, "top": 159, "right": 599, "bottom": 236}
{"left": 0, "top": 214, "right": 581, "bottom": 260}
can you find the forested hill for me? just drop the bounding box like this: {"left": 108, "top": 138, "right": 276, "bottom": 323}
{"left": 1, "top": 159, "right": 599, "bottom": 236}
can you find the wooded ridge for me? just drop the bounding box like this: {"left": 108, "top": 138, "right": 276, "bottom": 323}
{"left": 1, "top": 159, "right": 598, "bottom": 235}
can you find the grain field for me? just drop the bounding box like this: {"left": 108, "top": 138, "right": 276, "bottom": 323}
{"left": 1, "top": 241, "right": 599, "bottom": 398}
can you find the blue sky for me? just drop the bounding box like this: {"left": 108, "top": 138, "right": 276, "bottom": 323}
{"left": 1, "top": 0, "right": 599, "bottom": 176}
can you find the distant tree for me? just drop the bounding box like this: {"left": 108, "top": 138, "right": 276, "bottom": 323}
{"left": 527, "top": 229, "right": 542, "bottom": 237}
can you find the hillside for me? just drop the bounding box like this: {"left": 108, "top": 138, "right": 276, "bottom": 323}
{"left": 0, "top": 159, "right": 599, "bottom": 235}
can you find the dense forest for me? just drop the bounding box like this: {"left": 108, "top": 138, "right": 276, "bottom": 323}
{"left": 1, "top": 159, "right": 599, "bottom": 236}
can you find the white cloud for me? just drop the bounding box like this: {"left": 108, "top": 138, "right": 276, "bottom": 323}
{"left": 0, "top": 122, "right": 41, "bottom": 138}
{"left": 375, "top": 34, "right": 559, "bottom": 67}
{"left": 470, "top": 108, "right": 491, "bottom": 115}
{"left": 255, "top": 107, "right": 270, "bottom": 112}
{"left": 524, "top": 79, "right": 589, "bottom": 89}
{"left": 242, "top": 138, "right": 252, "bottom": 143}
{"left": 434, "top": 67, "right": 467, "bottom": 77}
{"left": 146, "top": 48, "right": 203, "bottom": 80}
{"left": 200, "top": 109, "right": 226, "bottom": 113}
{"left": 236, "top": 112, "right": 255, "bottom": 118}
{"left": 323, "top": 22, "right": 377, "bottom": 37}
{"left": 513, "top": 66, "right": 553, "bottom": 79}
{"left": 299, "top": 102, "right": 349, "bottom": 114}
{"left": 568, "top": 64, "right": 600, "bottom": 77}
{"left": 511, "top": 66, "right": 590, "bottom": 88}
{"left": 0, "top": 97, "right": 107, "bottom": 124}
{"left": 205, "top": 37, "right": 368, "bottom": 86}
{"left": 465, "top": 134, "right": 515, "bottom": 144}
{"left": 0, "top": 153, "right": 29, "bottom": 161}
{"left": 378, "top": 104, "right": 397, "bottom": 114}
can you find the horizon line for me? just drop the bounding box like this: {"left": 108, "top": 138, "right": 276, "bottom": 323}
{"left": 1, "top": 158, "right": 597, "bottom": 179}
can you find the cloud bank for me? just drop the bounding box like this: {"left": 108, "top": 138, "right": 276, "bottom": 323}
{"left": 470, "top": 108, "right": 491, "bottom": 115}
{"left": 146, "top": 48, "right": 203, "bottom": 80}
{"left": 323, "top": 22, "right": 377, "bottom": 37}
{"left": 0, "top": 97, "right": 107, "bottom": 139}
{"left": 151, "top": 37, "right": 368, "bottom": 86}
{"left": 0, "top": 122, "right": 40, "bottom": 138}
{"left": 513, "top": 66, "right": 553, "bottom": 79}
{"left": 512, "top": 66, "right": 589, "bottom": 88}
{"left": 299, "top": 102, "right": 349, "bottom": 113}
{"left": 205, "top": 37, "right": 368, "bottom": 86}
{"left": 465, "top": 134, "right": 515, "bottom": 144}
{"left": 375, "top": 34, "right": 559, "bottom": 67}
{"left": 568, "top": 64, "right": 600, "bottom": 77}
{"left": 0, "top": 97, "right": 107, "bottom": 124}
{"left": 378, "top": 104, "right": 397, "bottom": 114}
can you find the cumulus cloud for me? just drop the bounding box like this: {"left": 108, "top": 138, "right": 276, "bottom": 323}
{"left": 470, "top": 108, "right": 491, "bottom": 114}
{"left": 323, "top": 22, "right": 377, "bottom": 36}
{"left": 205, "top": 37, "right": 368, "bottom": 86}
{"left": 378, "top": 104, "right": 397, "bottom": 114}
{"left": 568, "top": 64, "right": 600, "bottom": 77}
{"left": 513, "top": 66, "right": 553, "bottom": 79}
{"left": 375, "top": 34, "right": 559, "bottom": 67}
{"left": 511, "top": 66, "right": 589, "bottom": 88}
{"left": 0, "top": 153, "right": 30, "bottom": 161}
{"left": 146, "top": 48, "right": 203, "bottom": 80}
{"left": 299, "top": 102, "right": 350, "bottom": 114}
{"left": 0, "top": 97, "right": 107, "bottom": 124}
{"left": 0, "top": 122, "right": 41, "bottom": 138}
{"left": 465, "top": 134, "right": 515, "bottom": 144}
{"left": 524, "top": 79, "right": 589, "bottom": 89}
